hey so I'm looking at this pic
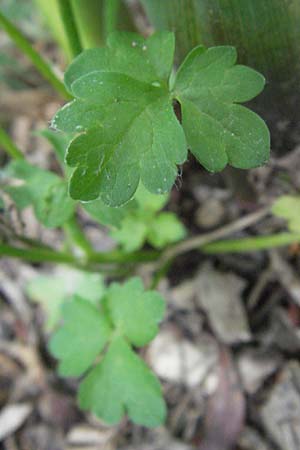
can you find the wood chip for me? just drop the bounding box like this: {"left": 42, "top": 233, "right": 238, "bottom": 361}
{"left": 260, "top": 362, "right": 300, "bottom": 450}
{"left": 195, "top": 263, "right": 251, "bottom": 344}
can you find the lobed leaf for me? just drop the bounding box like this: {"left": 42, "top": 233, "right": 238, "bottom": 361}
{"left": 3, "top": 160, "right": 75, "bottom": 227}
{"left": 52, "top": 31, "right": 270, "bottom": 208}
{"left": 106, "top": 277, "right": 165, "bottom": 347}
{"left": 78, "top": 337, "right": 166, "bottom": 427}
{"left": 49, "top": 296, "right": 111, "bottom": 377}
{"left": 272, "top": 195, "right": 300, "bottom": 232}
{"left": 147, "top": 212, "right": 186, "bottom": 248}
{"left": 27, "top": 269, "right": 105, "bottom": 330}
{"left": 174, "top": 45, "right": 269, "bottom": 172}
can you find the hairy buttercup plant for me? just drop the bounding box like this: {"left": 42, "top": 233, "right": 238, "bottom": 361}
{"left": 52, "top": 31, "right": 270, "bottom": 207}
{"left": 0, "top": 13, "right": 274, "bottom": 431}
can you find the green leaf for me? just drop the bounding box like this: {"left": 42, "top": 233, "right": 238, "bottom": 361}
{"left": 52, "top": 32, "right": 186, "bottom": 206}
{"left": 3, "top": 160, "right": 75, "bottom": 228}
{"left": 49, "top": 296, "right": 111, "bottom": 377}
{"left": 78, "top": 336, "right": 166, "bottom": 427}
{"left": 34, "top": 179, "right": 75, "bottom": 228}
{"left": 82, "top": 197, "right": 135, "bottom": 228}
{"left": 49, "top": 277, "right": 166, "bottom": 426}
{"left": 52, "top": 32, "right": 269, "bottom": 207}
{"left": 272, "top": 196, "right": 300, "bottom": 232}
{"left": 26, "top": 269, "right": 105, "bottom": 330}
{"left": 148, "top": 212, "right": 186, "bottom": 248}
{"left": 110, "top": 215, "right": 148, "bottom": 252}
{"left": 64, "top": 31, "right": 174, "bottom": 92}
{"left": 174, "top": 46, "right": 270, "bottom": 172}
{"left": 106, "top": 278, "right": 165, "bottom": 347}
{"left": 134, "top": 183, "right": 168, "bottom": 213}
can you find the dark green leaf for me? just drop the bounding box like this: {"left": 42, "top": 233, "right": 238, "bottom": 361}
{"left": 175, "top": 46, "right": 269, "bottom": 171}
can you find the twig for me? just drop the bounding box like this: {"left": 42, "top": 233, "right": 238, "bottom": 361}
{"left": 158, "top": 207, "right": 270, "bottom": 265}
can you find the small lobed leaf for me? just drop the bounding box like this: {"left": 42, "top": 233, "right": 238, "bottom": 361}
{"left": 110, "top": 215, "right": 148, "bottom": 252}
{"left": 78, "top": 336, "right": 166, "bottom": 427}
{"left": 174, "top": 45, "right": 269, "bottom": 172}
{"left": 106, "top": 277, "right": 165, "bottom": 347}
{"left": 27, "top": 269, "right": 105, "bottom": 330}
{"left": 148, "top": 212, "right": 187, "bottom": 248}
{"left": 49, "top": 296, "right": 111, "bottom": 377}
{"left": 272, "top": 195, "right": 300, "bottom": 232}
{"left": 3, "top": 160, "right": 75, "bottom": 228}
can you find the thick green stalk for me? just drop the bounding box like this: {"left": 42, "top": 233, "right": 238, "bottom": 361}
{"left": 0, "top": 11, "right": 70, "bottom": 99}
{"left": 70, "top": 0, "right": 104, "bottom": 48}
{"left": 202, "top": 233, "right": 300, "bottom": 254}
{"left": 0, "top": 127, "right": 24, "bottom": 160}
{"left": 57, "top": 0, "right": 82, "bottom": 59}
{"left": 34, "top": 0, "right": 74, "bottom": 61}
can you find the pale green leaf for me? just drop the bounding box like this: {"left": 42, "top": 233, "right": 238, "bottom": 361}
{"left": 3, "top": 160, "right": 75, "bottom": 227}
{"left": 148, "top": 212, "right": 186, "bottom": 248}
{"left": 110, "top": 215, "right": 148, "bottom": 252}
{"left": 27, "top": 269, "right": 105, "bottom": 330}
{"left": 272, "top": 196, "right": 300, "bottom": 232}
{"left": 78, "top": 337, "right": 166, "bottom": 427}
{"left": 106, "top": 277, "right": 165, "bottom": 347}
{"left": 49, "top": 296, "right": 111, "bottom": 377}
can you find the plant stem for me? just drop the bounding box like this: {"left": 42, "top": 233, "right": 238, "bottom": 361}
{"left": 0, "top": 10, "right": 70, "bottom": 99}
{"left": 88, "top": 249, "right": 160, "bottom": 264}
{"left": 63, "top": 216, "right": 93, "bottom": 258}
{"left": 57, "top": 0, "right": 82, "bottom": 59}
{"left": 0, "top": 127, "right": 24, "bottom": 160}
{"left": 0, "top": 241, "right": 159, "bottom": 266}
{"left": 70, "top": 0, "right": 104, "bottom": 48}
{"left": 0, "top": 243, "right": 76, "bottom": 264}
{"left": 103, "top": 0, "right": 120, "bottom": 37}
{"left": 202, "top": 232, "right": 300, "bottom": 254}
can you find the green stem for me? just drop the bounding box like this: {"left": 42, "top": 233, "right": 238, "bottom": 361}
{"left": 0, "top": 243, "right": 75, "bottom": 264}
{"left": 88, "top": 249, "right": 160, "bottom": 264}
{"left": 0, "top": 127, "right": 24, "bottom": 160}
{"left": 203, "top": 232, "right": 300, "bottom": 254}
{"left": 63, "top": 216, "right": 93, "bottom": 258}
{"left": 0, "top": 10, "right": 70, "bottom": 99}
{"left": 103, "top": 0, "right": 120, "bottom": 37}
{"left": 0, "top": 242, "right": 159, "bottom": 266}
{"left": 70, "top": 0, "right": 104, "bottom": 48}
{"left": 57, "top": 0, "right": 82, "bottom": 59}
